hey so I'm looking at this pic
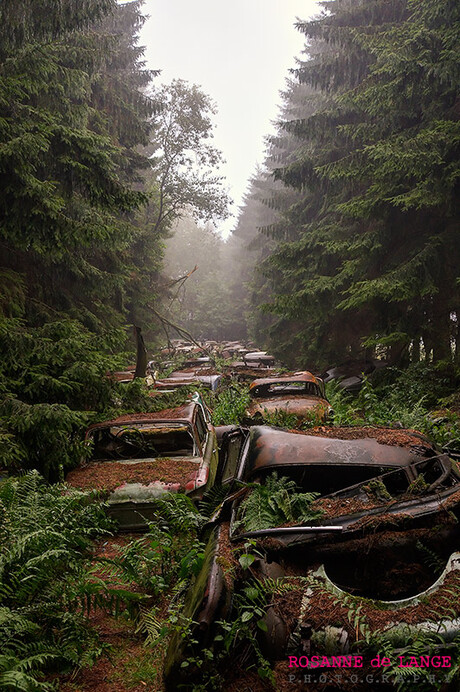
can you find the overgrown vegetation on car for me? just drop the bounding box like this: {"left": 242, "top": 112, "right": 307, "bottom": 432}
{"left": 235, "top": 473, "right": 324, "bottom": 532}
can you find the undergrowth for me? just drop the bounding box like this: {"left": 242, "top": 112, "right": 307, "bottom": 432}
{"left": 326, "top": 373, "right": 460, "bottom": 450}
{"left": 0, "top": 472, "right": 114, "bottom": 690}
{"left": 209, "top": 383, "right": 251, "bottom": 425}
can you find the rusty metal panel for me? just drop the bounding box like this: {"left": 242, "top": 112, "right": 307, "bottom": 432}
{"left": 243, "top": 426, "right": 429, "bottom": 478}
{"left": 247, "top": 396, "right": 330, "bottom": 418}
{"left": 86, "top": 403, "right": 196, "bottom": 435}
{"left": 249, "top": 371, "right": 321, "bottom": 390}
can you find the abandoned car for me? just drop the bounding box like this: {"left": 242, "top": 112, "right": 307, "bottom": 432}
{"left": 66, "top": 395, "right": 218, "bottom": 530}
{"left": 321, "top": 358, "right": 387, "bottom": 393}
{"left": 153, "top": 373, "right": 222, "bottom": 393}
{"left": 110, "top": 369, "right": 156, "bottom": 388}
{"left": 245, "top": 371, "right": 331, "bottom": 422}
{"left": 164, "top": 425, "right": 460, "bottom": 686}
{"left": 243, "top": 350, "right": 276, "bottom": 367}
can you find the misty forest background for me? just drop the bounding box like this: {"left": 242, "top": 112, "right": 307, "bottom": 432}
{"left": 0, "top": 0, "right": 459, "bottom": 478}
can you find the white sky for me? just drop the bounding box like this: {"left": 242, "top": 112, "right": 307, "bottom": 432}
{"left": 139, "top": 0, "right": 320, "bottom": 235}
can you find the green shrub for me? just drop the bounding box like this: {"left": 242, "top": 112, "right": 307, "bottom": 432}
{"left": 0, "top": 471, "right": 113, "bottom": 689}
{"left": 210, "top": 383, "right": 251, "bottom": 425}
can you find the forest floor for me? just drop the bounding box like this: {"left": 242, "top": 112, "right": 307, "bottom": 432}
{"left": 57, "top": 536, "right": 167, "bottom": 692}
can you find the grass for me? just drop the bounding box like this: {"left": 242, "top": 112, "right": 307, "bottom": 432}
{"left": 112, "top": 644, "right": 166, "bottom": 690}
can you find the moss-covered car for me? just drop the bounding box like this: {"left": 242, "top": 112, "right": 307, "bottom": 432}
{"left": 66, "top": 395, "right": 218, "bottom": 530}
{"left": 164, "top": 425, "right": 460, "bottom": 688}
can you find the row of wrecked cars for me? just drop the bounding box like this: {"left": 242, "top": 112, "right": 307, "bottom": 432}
{"left": 114, "top": 336, "right": 333, "bottom": 425}
{"left": 66, "top": 354, "right": 460, "bottom": 686}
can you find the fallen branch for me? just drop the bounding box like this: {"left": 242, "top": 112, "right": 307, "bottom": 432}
{"left": 148, "top": 305, "right": 215, "bottom": 362}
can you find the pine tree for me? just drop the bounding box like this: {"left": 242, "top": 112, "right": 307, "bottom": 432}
{"left": 242, "top": 0, "right": 459, "bottom": 367}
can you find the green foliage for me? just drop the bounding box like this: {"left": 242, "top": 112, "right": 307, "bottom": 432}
{"left": 105, "top": 495, "right": 204, "bottom": 587}
{"left": 326, "top": 366, "right": 460, "bottom": 451}
{"left": 235, "top": 473, "right": 324, "bottom": 533}
{"left": 171, "top": 574, "right": 305, "bottom": 688}
{"left": 148, "top": 79, "right": 230, "bottom": 232}
{"left": 0, "top": 318, "right": 158, "bottom": 479}
{"left": 416, "top": 541, "right": 445, "bottom": 576}
{"left": 111, "top": 645, "right": 164, "bottom": 689}
{"left": 325, "top": 381, "right": 361, "bottom": 425}
{"left": 239, "top": 0, "right": 460, "bottom": 369}
{"left": 260, "top": 409, "right": 299, "bottom": 430}
{"left": 201, "top": 575, "right": 303, "bottom": 687}
{"left": 364, "top": 479, "right": 393, "bottom": 502}
{"left": 0, "top": 471, "right": 113, "bottom": 689}
{"left": 210, "top": 383, "right": 251, "bottom": 425}
{"left": 199, "top": 483, "right": 234, "bottom": 519}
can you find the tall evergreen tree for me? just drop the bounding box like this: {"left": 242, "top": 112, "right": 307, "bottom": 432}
{"left": 243, "top": 0, "right": 459, "bottom": 368}
{"left": 0, "top": 0, "right": 153, "bottom": 328}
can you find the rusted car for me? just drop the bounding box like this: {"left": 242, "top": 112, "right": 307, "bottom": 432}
{"left": 246, "top": 371, "right": 332, "bottom": 422}
{"left": 321, "top": 358, "right": 388, "bottom": 392}
{"left": 111, "top": 369, "right": 156, "bottom": 387}
{"left": 153, "top": 373, "right": 222, "bottom": 393}
{"left": 66, "top": 395, "right": 218, "bottom": 530}
{"left": 164, "top": 425, "right": 460, "bottom": 687}
{"left": 228, "top": 364, "right": 280, "bottom": 383}
{"left": 243, "top": 350, "right": 276, "bottom": 366}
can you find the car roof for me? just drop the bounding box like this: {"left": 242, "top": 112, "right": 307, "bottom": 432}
{"left": 249, "top": 371, "right": 321, "bottom": 390}
{"left": 241, "top": 425, "right": 433, "bottom": 478}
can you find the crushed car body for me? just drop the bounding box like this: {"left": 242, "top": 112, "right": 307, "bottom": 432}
{"left": 66, "top": 395, "right": 218, "bottom": 530}
{"left": 164, "top": 424, "right": 460, "bottom": 686}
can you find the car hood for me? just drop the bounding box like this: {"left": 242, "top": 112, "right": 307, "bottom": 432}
{"left": 247, "top": 396, "right": 330, "bottom": 418}
{"left": 66, "top": 455, "right": 206, "bottom": 500}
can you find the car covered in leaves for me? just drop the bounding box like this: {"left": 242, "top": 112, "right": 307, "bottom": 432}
{"left": 164, "top": 425, "right": 460, "bottom": 688}
{"left": 245, "top": 371, "right": 331, "bottom": 423}
{"left": 153, "top": 372, "right": 222, "bottom": 393}
{"left": 66, "top": 395, "right": 219, "bottom": 530}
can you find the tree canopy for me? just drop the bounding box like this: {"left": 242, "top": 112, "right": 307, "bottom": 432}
{"left": 233, "top": 0, "right": 459, "bottom": 369}
{"left": 0, "top": 0, "right": 229, "bottom": 477}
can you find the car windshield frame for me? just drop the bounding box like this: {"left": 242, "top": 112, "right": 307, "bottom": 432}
{"left": 250, "top": 381, "right": 324, "bottom": 398}
{"left": 88, "top": 421, "right": 199, "bottom": 460}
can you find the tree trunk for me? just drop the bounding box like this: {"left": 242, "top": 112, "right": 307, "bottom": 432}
{"left": 432, "top": 298, "right": 452, "bottom": 362}
{"left": 134, "top": 326, "right": 148, "bottom": 378}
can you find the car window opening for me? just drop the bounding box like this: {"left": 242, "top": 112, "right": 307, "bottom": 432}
{"left": 90, "top": 424, "right": 195, "bottom": 460}
{"left": 251, "top": 382, "right": 323, "bottom": 398}
{"left": 254, "top": 465, "right": 398, "bottom": 496}
{"left": 321, "top": 531, "right": 459, "bottom": 600}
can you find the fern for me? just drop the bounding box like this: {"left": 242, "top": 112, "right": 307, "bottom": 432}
{"left": 235, "top": 473, "right": 323, "bottom": 532}
{"left": 199, "top": 483, "right": 232, "bottom": 519}
{"left": 0, "top": 471, "right": 113, "bottom": 686}
{"left": 135, "top": 607, "right": 168, "bottom": 646}
{"left": 416, "top": 541, "right": 445, "bottom": 576}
